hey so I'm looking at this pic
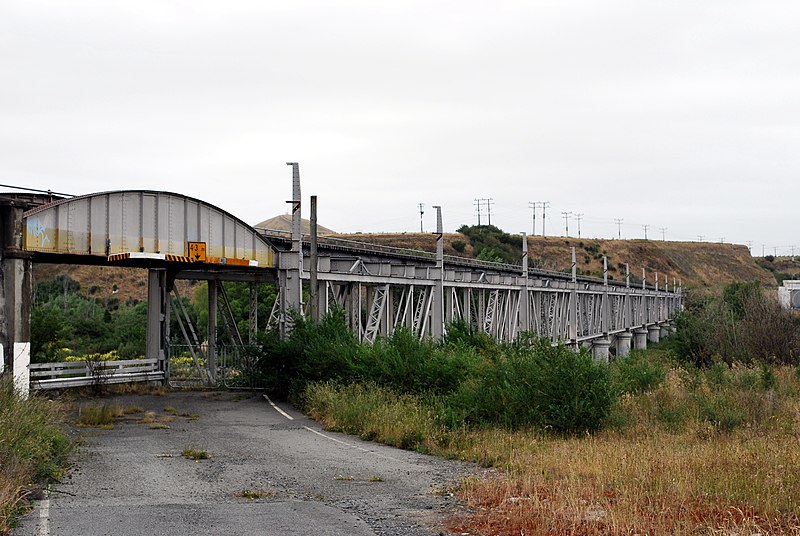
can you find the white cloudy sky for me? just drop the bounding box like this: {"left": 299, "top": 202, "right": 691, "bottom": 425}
{"left": 2, "top": 1, "right": 798, "bottom": 254}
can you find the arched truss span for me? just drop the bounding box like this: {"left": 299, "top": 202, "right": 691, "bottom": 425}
{"left": 23, "top": 190, "right": 274, "bottom": 267}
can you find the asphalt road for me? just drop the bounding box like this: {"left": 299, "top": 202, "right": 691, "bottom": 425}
{"left": 15, "top": 391, "right": 474, "bottom": 536}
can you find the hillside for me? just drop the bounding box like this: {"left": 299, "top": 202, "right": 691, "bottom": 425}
{"left": 334, "top": 231, "right": 776, "bottom": 289}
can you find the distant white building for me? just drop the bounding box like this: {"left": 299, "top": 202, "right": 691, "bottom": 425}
{"left": 778, "top": 280, "right": 800, "bottom": 310}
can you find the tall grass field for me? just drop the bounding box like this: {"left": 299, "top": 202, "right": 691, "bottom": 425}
{"left": 0, "top": 379, "right": 72, "bottom": 533}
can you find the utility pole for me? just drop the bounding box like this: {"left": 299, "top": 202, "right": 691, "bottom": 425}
{"left": 774, "top": 246, "right": 778, "bottom": 257}
{"left": 762, "top": 244, "right": 765, "bottom": 257}
{"left": 575, "top": 213, "right": 584, "bottom": 238}
{"left": 659, "top": 227, "right": 667, "bottom": 241}
{"left": 483, "top": 198, "right": 494, "bottom": 226}
{"left": 642, "top": 224, "right": 649, "bottom": 240}
{"left": 719, "top": 237, "right": 725, "bottom": 244}
{"left": 418, "top": 203, "right": 424, "bottom": 233}
{"left": 541, "top": 201, "right": 550, "bottom": 237}
{"left": 614, "top": 218, "right": 623, "bottom": 239}
{"left": 561, "top": 211, "right": 572, "bottom": 237}
{"left": 698, "top": 235, "right": 705, "bottom": 242}
{"left": 473, "top": 199, "right": 482, "bottom": 225}
{"left": 529, "top": 201, "right": 536, "bottom": 235}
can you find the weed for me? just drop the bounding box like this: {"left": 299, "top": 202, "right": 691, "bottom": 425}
{"left": 149, "top": 423, "right": 169, "bottom": 430}
{"left": 163, "top": 406, "right": 177, "bottom": 415}
{"left": 368, "top": 475, "right": 383, "bottom": 482}
{"left": 181, "top": 448, "right": 209, "bottom": 461}
{"left": 122, "top": 404, "right": 144, "bottom": 415}
{"left": 137, "top": 411, "right": 157, "bottom": 424}
{"left": 333, "top": 474, "right": 354, "bottom": 481}
{"left": 76, "top": 404, "right": 123, "bottom": 428}
{"left": 238, "top": 488, "right": 278, "bottom": 499}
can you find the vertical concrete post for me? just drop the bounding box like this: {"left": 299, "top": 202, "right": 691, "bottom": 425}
{"left": 633, "top": 327, "right": 648, "bottom": 350}
{"left": 616, "top": 331, "right": 633, "bottom": 358}
{"left": 519, "top": 232, "right": 529, "bottom": 335}
{"left": 601, "top": 256, "right": 609, "bottom": 336}
{"left": 285, "top": 162, "right": 303, "bottom": 318}
{"left": 569, "top": 247, "right": 578, "bottom": 347}
{"left": 1, "top": 205, "right": 33, "bottom": 397}
{"left": 432, "top": 206, "right": 444, "bottom": 340}
{"left": 309, "top": 195, "right": 319, "bottom": 323}
{"left": 207, "top": 280, "right": 217, "bottom": 383}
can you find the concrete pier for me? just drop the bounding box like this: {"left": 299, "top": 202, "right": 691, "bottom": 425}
{"left": 615, "top": 331, "right": 633, "bottom": 358}
{"left": 0, "top": 202, "right": 32, "bottom": 397}
{"left": 659, "top": 322, "right": 671, "bottom": 339}
{"left": 633, "top": 327, "right": 648, "bottom": 350}
{"left": 647, "top": 325, "right": 661, "bottom": 344}
{"left": 591, "top": 338, "right": 611, "bottom": 363}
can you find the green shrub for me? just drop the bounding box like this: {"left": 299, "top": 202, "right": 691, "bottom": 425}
{"left": 447, "top": 341, "right": 616, "bottom": 433}
{"left": 612, "top": 351, "right": 666, "bottom": 395}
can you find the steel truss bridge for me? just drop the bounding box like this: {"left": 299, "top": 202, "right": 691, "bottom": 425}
{"left": 1, "top": 165, "right": 680, "bottom": 395}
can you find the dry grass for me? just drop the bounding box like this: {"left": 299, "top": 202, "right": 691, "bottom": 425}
{"left": 76, "top": 403, "right": 123, "bottom": 428}
{"left": 444, "top": 366, "right": 800, "bottom": 535}
{"left": 0, "top": 380, "right": 72, "bottom": 532}
{"left": 305, "top": 362, "right": 800, "bottom": 535}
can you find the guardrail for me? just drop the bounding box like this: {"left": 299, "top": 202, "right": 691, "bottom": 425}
{"left": 30, "top": 358, "right": 163, "bottom": 390}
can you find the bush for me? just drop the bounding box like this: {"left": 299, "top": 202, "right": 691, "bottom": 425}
{"left": 612, "top": 350, "right": 666, "bottom": 394}
{"left": 669, "top": 282, "right": 800, "bottom": 366}
{"left": 447, "top": 341, "right": 616, "bottom": 433}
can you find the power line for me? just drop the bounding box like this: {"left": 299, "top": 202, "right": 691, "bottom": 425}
{"left": 614, "top": 218, "right": 623, "bottom": 240}
{"left": 418, "top": 203, "right": 425, "bottom": 233}
{"left": 642, "top": 224, "right": 649, "bottom": 240}
{"left": 659, "top": 227, "right": 667, "bottom": 241}
{"left": 473, "top": 198, "right": 482, "bottom": 225}
{"left": 0, "top": 183, "right": 74, "bottom": 197}
{"left": 528, "top": 201, "right": 536, "bottom": 235}
{"left": 575, "top": 213, "right": 584, "bottom": 239}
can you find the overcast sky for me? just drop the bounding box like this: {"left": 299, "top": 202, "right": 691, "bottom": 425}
{"left": 2, "top": 1, "right": 798, "bottom": 255}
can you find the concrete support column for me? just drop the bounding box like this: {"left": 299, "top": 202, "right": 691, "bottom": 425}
{"left": 207, "top": 281, "right": 217, "bottom": 384}
{"left": 659, "top": 322, "right": 670, "bottom": 339}
{"left": 1, "top": 204, "right": 32, "bottom": 397}
{"left": 633, "top": 327, "right": 648, "bottom": 350}
{"left": 615, "top": 331, "right": 633, "bottom": 358}
{"left": 431, "top": 206, "right": 444, "bottom": 341}
{"left": 146, "top": 269, "right": 168, "bottom": 382}
{"left": 591, "top": 338, "right": 611, "bottom": 363}
{"left": 647, "top": 324, "right": 661, "bottom": 344}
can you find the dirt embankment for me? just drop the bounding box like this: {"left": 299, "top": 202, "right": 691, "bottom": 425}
{"left": 334, "top": 233, "right": 776, "bottom": 289}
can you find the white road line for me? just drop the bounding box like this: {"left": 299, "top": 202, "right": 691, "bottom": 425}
{"left": 264, "top": 394, "right": 406, "bottom": 463}
{"left": 263, "top": 394, "right": 294, "bottom": 420}
{"left": 302, "top": 426, "right": 372, "bottom": 453}
{"left": 38, "top": 494, "right": 50, "bottom": 536}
